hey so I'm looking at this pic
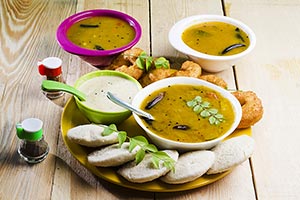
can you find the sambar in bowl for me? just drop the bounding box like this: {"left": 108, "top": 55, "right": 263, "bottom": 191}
{"left": 56, "top": 9, "right": 142, "bottom": 67}
{"left": 169, "top": 15, "right": 256, "bottom": 72}
{"left": 132, "top": 77, "right": 242, "bottom": 151}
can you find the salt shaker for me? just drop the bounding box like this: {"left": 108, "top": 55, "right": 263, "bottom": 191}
{"left": 16, "top": 118, "right": 49, "bottom": 164}
{"left": 38, "top": 57, "right": 64, "bottom": 99}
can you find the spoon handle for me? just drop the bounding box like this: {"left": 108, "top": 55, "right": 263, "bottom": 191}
{"left": 41, "top": 80, "right": 86, "bottom": 101}
{"left": 106, "top": 92, "right": 154, "bottom": 120}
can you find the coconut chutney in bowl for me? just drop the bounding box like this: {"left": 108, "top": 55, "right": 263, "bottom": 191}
{"left": 74, "top": 70, "right": 142, "bottom": 124}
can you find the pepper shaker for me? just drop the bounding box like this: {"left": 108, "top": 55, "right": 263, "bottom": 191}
{"left": 38, "top": 57, "right": 64, "bottom": 99}
{"left": 16, "top": 118, "right": 49, "bottom": 164}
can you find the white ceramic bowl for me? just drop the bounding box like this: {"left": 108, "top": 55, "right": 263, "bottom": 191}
{"left": 169, "top": 15, "right": 256, "bottom": 72}
{"left": 132, "top": 77, "right": 242, "bottom": 151}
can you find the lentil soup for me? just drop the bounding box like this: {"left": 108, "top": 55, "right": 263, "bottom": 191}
{"left": 67, "top": 16, "right": 135, "bottom": 50}
{"left": 140, "top": 84, "right": 235, "bottom": 143}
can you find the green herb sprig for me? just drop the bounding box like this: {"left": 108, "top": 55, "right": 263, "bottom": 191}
{"left": 187, "top": 96, "right": 224, "bottom": 125}
{"left": 102, "top": 124, "right": 175, "bottom": 171}
{"left": 135, "top": 51, "right": 170, "bottom": 72}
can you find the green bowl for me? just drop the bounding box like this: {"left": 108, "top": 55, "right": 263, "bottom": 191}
{"left": 74, "top": 70, "right": 142, "bottom": 124}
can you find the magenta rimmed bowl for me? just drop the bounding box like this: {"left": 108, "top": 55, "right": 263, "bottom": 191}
{"left": 56, "top": 9, "right": 142, "bottom": 67}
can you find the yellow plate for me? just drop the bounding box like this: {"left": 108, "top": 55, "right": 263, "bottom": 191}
{"left": 61, "top": 97, "right": 251, "bottom": 192}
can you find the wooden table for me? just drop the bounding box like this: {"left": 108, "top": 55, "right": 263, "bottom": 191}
{"left": 1, "top": 0, "right": 300, "bottom": 199}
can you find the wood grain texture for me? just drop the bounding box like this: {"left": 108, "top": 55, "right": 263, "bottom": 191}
{"left": 151, "top": 2, "right": 255, "bottom": 199}
{"left": 2, "top": 0, "right": 299, "bottom": 199}
{"left": 52, "top": 0, "right": 154, "bottom": 199}
{"left": 0, "top": 0, "right": 74, "bottom": 199}
{"left": 227, "top": 0, "right": 300, "bottom": 199}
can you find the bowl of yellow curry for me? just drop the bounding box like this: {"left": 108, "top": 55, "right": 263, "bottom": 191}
{"left": 56, "top": 9, "right": 142, "bottom": 67}
{"left": 132, "top": 77, "right": 242, "bottom": 151}
{"left": 169, "top": 15, "right": 256, "bottom": 72}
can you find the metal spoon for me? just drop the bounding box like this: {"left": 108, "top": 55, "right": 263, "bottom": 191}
{"left": 41, "top": 80, "right": 86, "bottom": 101}
{"left": 106, "top": 92, "right": 155, "bottom": 121}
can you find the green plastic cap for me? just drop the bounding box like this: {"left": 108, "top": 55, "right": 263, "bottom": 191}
{"left": 16, "top": 118, "right": 43, "bottom": 141}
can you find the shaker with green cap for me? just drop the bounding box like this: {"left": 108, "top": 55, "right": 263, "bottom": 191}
{"left": 16, "top": 118, "right": 49, "bottom": 163}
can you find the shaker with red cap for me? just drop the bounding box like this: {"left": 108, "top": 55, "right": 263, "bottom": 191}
{"left": 38, "top": 57, "right": 64, "bottom": 99}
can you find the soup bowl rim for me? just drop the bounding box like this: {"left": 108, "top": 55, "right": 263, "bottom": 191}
{"left": 74, "top": 70, "right": 142, "bottom": 114}
{"left": 56, "top": 9, "right": 142, "bottom": 57}
{"left": 132, "top": 76, "right": 242, "bottom": 150}
{"left": 168, "top": 14, "right": 256, "bottom": 61}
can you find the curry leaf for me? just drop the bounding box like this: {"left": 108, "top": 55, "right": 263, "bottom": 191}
{"left": 102, "top": 124, "right": 118, "bottom": 136}
{"left": 154, "top": 57, "right": 170, "bottom": 69}
{"left": 215, "top": 120, "right": 221, "bottom": 125}
{"left": 132, "top": 136, "right": 149, "bottom": 146}
{"left": 201, "top": 110, "right": 211, "bottom": 117}
{"left": 145, "top": 57, "right": 153, "bottom": 71}
{"left": 151, "top": 155, "right": 160, "bottom": 169}
{"left": 202, "top": 101, "right": 210, "bottom": 108}
{"left": 209, "top": 116, "right": 216, "bottom": 124}
{"left": 118, "top": 131, "right": 127, "bottom": 147}
{"left": 152, "top": 151, "right": 176, "bottom": 172}
{"left": 135, "top": 149, "right": 146, "bottom": 164}
{"left": 187, "top": 100, "right": 197, "bottom": 107}
{"left": 208, "top": 108, "right": 218, "bottom": 115}
{"left": 163, "top": 159, "right": 176, "bottom": 172}
{"left": 193, "top": 105, "right": 202, "bottom": 113}
{"left": 103, "top": 124, "right": 175, "bottom": 170}
{"left": 195, "top": 96, "right": 202, "bottom": 102}
{"left": 136, "top": 57, "right": 145, "bottom": 70}
{"left": 128, "top": 138, "right": 138, "bottom": 152}
{"left": 144, "top": 144, "right": 158, "bottom": 153}
{"left": 135, "top": 52, "right": 170, "bottom": 72}
{"left": 215, "top": 113, "right": 224, "bottom": 119}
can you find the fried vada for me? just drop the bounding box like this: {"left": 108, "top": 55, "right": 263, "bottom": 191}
{"left": 199, "top": 74, "right": 228, "bottom": 89}
{"left": 232, "top": 91, "right": 263, "bottom": 129}
{"left": 173, "top": 61, "right": 202, "bottom": 78}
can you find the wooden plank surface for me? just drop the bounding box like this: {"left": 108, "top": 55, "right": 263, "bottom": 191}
{"left": 227, "top": 0, "right": 300, "bottom": 200}
{"left": 151, "top": 0, "right": 255, "bottom": 199}
{"left": 0, "top": 0, "right": 74, "bottom": 199}
{"left": 1, "top": 0, "right": 300, "bottom": 199}
{"left": 52, "top": 1, "right": 154, "bottom": 199}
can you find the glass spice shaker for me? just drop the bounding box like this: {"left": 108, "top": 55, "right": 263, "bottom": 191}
{"left": 16, "top": 118, "right": 49, "bottom": 164}
{"left": 38, "top": 57, "right": 64, "bottom": 99}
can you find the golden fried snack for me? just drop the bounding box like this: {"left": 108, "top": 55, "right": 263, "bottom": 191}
{"left": 115, "top": 64, "right": 144, "bottom": 80}
{"left": 173, "top": 61, "right": 202, "bottom": 78}
{"left": 106, "top": 47, "right": 144, "bottom": 70}
{"left": 123, "top": 47, "right": 144, "bottom": 64}
{"left": 139, "top": 68, "right": 177, "bottom": 87}
{"left": 232, "top": 91, "right": 263, "bottom": 129}
{"left": 199, "top": 75, "right": 228, "bottom": 89}
{"left": 106, "top": 54, "right": 131, "bottom": 70}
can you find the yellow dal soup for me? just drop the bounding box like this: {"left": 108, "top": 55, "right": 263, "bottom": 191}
{"left": 182, "top": 21, "right": 250, "bottom": 56}
{"left": 140, "top": 85, "right": 235, "bottom": 143}
{"left": 67, "top": 16, "right": 135, "bottom": 50}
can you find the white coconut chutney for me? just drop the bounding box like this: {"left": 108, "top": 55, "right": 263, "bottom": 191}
{"left": 78, "top": 76, "right": 140, "bottom": 112}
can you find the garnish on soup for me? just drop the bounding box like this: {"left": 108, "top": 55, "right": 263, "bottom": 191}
{"left": 140, "top": 84, "right": 235, "bottom": 142}
{"left": 186, "top": 96, "right": 225, "bottom": 125}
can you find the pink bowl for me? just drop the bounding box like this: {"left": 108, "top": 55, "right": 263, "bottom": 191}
{"left": 56, "top": 9, "right": 142, "bottom": 67}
